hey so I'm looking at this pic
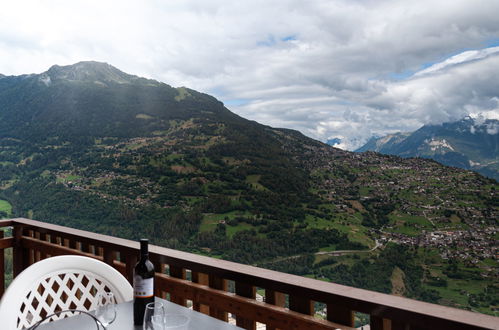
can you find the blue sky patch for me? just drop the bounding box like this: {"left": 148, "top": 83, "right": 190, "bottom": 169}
{"left": 281, "top": 35, "right": 297, "bottom": 42}
{"left": 257, "top": 34, "right": 296, "bottom": 46}
{"left": 485, "top": 38, "right": 499, "bottom": 48}
{"left": 257, "top": 35, "right": 277, "bottom": 47}
{"left": 223, "top": 99, "right": 250, "bottom": 107}
{"left": 387, "top": 70, "right": 416, "bottom": 80}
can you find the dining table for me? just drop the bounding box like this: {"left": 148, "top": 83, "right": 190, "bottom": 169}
{"left": 35, "top": 297, "right": 243, "bottom": 330}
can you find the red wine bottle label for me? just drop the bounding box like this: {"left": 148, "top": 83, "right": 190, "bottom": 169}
{"left": 133, "top": 276, "right": 154, "bottom": 298}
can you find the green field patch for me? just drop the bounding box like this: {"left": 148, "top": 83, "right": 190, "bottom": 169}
{"left": 123, "top": 140, "right": 149, "bottom": 151}
{"left": 323, "top": 254, "right": 369, "bottom": 267}
{"left": 166, "top": 154, "right": 185, "bottom": 161}
{"left": 183, "top": 196, "right": 204, "bottom": 205}
{"left": 359, "top": 186, "right": 372, "bottom": 197}
{"left": 0, "top": 179, "right": 17, "bottom": 190}
{"left": 245, "top": 175, "right": 268, "bottom": 191}
{"left": 226, "top": 222, "right": 255, "bottom": 238}
{"left": 40, "top": 170, "right": 52, "bottom": 178}
{"left": 135, "top": 113, "right": 154, "bottom": 120}
{"left": 0, "top": 199, "right": 12, "bottom": 217}
{"left": 200, "top": 212, "right": 241, "bottom": 232}
{"left": 420, "top": 252, "right": 497, "bottom": 315}
{"left": 391, "top": 266, "right": 406, "bottom": 295}
{"left": 56, "top": 174, "right": 82, "bottom": 183}
{"left": 222, "top": 157, "right": 249, "bottom": 166}
{"left": 387, "top": 212, "right": 433, "bottom": 237}
{"left": 171, "top": 165, "right": 197, "bottom": 174}
{"left": 246, "top": 174, "right": 261, "bottom": 184}
{"left": 318, "top": 246, "right": 337, "bottom": 253}
{"left": 309, "top": 213, "right": 374, "bottom": 248}
{"left": 388, "top": 224, "right": 420, "bottom": 236}
{"left": 222, "top": 157, "right": 237, "bottom": 165}
{"left": 347, "top": 200, "right": 365, "bottom": 212}
{"left": 304, "top": 214, "right": 333, "bottom": 229}
{"left": 91, "top": 176, "right": 112, "bottom": 187}
{"left": 314, "top": 253, "right": 335, "bottom": 265}
{"left": 426, "top": 277, "right": 487, "bottom": 311}
{"left": 175, "top": 87, "right": 192, "bottom": 101}
{"left": 197, "top": 157, "right": 216, "bottom": 167}
{"left": 201, "top": 212, "right": 259, "bottom": 238}
{"left": 152, "top": 130, "right": 168, "bottom": 136}
{"left": 449, "top": 214, "right": 461, "bottom": 224}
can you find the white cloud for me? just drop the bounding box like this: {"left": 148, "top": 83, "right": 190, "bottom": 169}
{"left": 415, "top": 46, "right": 499, "bottom": 77}
{"left": 0, "top": 0, "right": 499, "bottom": 150}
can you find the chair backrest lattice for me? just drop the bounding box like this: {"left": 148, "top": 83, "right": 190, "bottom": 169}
{"left": 18, "top": 271, "right": 112, "bottom": 329}
{"left": 0, "top": 255, "right": 133, "bottom": 330}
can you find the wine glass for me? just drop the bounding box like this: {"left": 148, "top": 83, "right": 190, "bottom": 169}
{"left": 164, "top": 314, "right": 189, "bottom": 330}
{"left": 95, "top": 292, "right": 117, "bottom": 328}
{"left": 143, "top": 301, "right": 165, "bottom": 330}
{"left": 151, "top": 315, "right": 165, "bottom": 330}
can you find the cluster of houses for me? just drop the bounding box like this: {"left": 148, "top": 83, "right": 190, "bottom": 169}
{"left": 379, "top": 227, "right": 498, "bottom": 263}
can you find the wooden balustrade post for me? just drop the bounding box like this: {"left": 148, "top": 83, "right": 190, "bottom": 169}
{"left": 265, "top": 289, "right": 285, "bottom": 330}
{"left": 27, "top": 229, "right": 35, "bottom": 266}
{"left": 39, "top": 233, "right": 48, "bottom": 260}
{"left": 192, "top": 271, "right": 210, "bottom": 315}
{"left": 327, "top": 302, "right": 354, "bottom": 327}
{"left": 391, "top": 320, "right": 409, "bottom": 330}
{"left": 370, "top": 316, "right": 390, "bottom": 330}
{"left": 103, "top": 248, "right": 115, "bottom": 267}
{"left": 0, "top": 230, "right": 4, "bottom": 297}
{"left": 289, "top": 294, "right": 313, "bottom": 315}
{"left": 63, "top": 238, "right": 77, "bottom": 250}
{"left": 169, "top": 265, "right": 187, "bottom": 306}
{"left": 13, "top": 224, "right": 25, "bottom": 277}
{"left": 235, "top": 282, "right": 256, "bottom": 330}
{"left": 209, "top": 274, "right": 228, "bottom": 322}
{"left": 33, "top": 231, "right": 41, "bottom": 262}
{"left": 80, "top": 241, "right": 90, "bottom": 253}
{"left": 265, "top": 289, "right": 285, "bottom": 306}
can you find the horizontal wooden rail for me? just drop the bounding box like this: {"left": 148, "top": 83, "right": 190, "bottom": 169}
{"left": 3, "top": 217, "right": 498, "bottom": 330}
{"left": 155, "top": 274, "right": 353, "bottom": 330}
{"left": 0, "top": 237, "right": 14, "bottom": 249}
{"left": 0, "top": 219, "right": 13, "bottom": 228}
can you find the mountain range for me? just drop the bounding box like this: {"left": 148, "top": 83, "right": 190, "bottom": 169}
{"left": 0, "top": 62, "right": 497, "bottom": 314}
{"left": 356, "top": 117, "right": 499, "bottom": 181}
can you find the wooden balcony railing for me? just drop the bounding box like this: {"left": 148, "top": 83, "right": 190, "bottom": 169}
{"left": 0, "top": 218, "right": 497, "bottom": 329}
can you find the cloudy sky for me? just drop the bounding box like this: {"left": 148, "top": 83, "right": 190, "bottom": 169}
{"left": 1, "top": 0, "right": 499, "bottom": 149}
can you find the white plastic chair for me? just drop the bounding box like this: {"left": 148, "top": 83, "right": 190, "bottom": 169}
{"left": 0, "top": 255, "right": 133, "bottom": 329}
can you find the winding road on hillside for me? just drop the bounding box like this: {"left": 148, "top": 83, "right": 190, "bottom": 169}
{"left": 259, "top": 240, "right": 383, "bottom": 266}
{"left": 315, "top": 239, "right": 383, "bottom": 256}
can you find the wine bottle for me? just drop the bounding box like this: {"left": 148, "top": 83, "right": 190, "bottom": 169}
{"left": 133, "top": 238, "right": 155, "bottom": 325}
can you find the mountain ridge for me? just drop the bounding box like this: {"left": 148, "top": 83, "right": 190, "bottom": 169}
{"left": 356, "top": 117, "right": 499, "bottom": 180}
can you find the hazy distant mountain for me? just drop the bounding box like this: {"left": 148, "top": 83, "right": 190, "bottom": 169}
{"left": 356, "top": 132, "right": 411, "bottom": 153}
{"left": 356, "top": 117, "right": 499, "bottom": 180}
{"left": 326, "top": 137, "right": 342, "bottom": 146}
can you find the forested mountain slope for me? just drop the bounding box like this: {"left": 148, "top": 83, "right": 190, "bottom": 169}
{"left": 0, "top": 62, "right": 497, "bottom": 314}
